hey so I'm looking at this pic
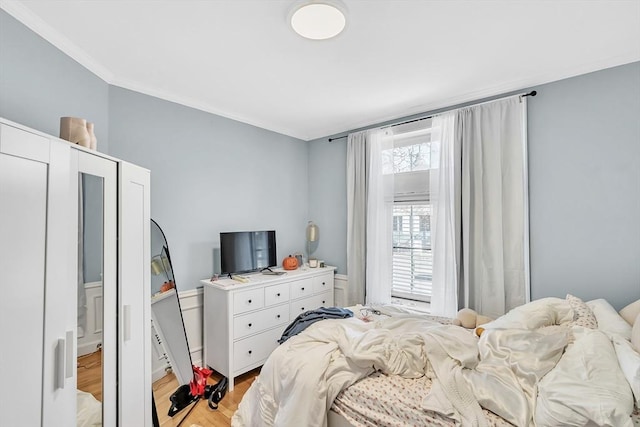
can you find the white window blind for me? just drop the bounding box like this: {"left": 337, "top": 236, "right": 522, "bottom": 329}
{"left": 392, "top": 202, "right": 432, "bottom": 302}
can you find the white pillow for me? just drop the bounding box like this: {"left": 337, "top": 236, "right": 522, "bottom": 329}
{"left": 619, "top": 299, "right": 640, "bottom": 325}
{"left": 587, "top": 299, "right": 632, "bottom": 340}
{"left": 535, "top": 329, "right": 634, "bottom": 426}
{"left": 481, "top": 297, "right": 573, "bottom": 331}
{"left": 612, "top": 336, "right": 640, "bottom": 407}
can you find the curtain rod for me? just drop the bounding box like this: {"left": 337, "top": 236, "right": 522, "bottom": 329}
{"left": 327, "top": 90, "right": 537, "bottom": 142}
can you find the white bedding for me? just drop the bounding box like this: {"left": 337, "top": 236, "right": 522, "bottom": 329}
{"left": 77, "top": 389, "right": 102, "bottom": 427}
{"left": 232, "top": 299, "right": 636, "bottom": 427}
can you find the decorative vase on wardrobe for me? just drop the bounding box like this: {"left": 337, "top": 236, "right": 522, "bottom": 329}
{"left": 59, "top": 116, "right": 91, "bottom": 148}
{"left": 86, "top": 122, "right": 97, "bottom": 150}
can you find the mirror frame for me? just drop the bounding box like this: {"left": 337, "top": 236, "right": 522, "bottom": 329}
{"left": 150, "top": 219, "right": 197, "bottom": 423}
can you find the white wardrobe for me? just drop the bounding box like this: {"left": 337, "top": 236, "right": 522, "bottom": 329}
{"left": 0, "top": 118, "right": 151, "bottom": 426}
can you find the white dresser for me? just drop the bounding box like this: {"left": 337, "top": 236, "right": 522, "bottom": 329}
{"left": 202, "top": 266, "right": 335, "bottom": 390}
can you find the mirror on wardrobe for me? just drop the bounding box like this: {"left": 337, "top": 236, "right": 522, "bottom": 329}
{"left": 76, "top": 173, "right": 105, "bottom": 426}
{"left": 150, "top": 219, "right": 197, "bottom": 425}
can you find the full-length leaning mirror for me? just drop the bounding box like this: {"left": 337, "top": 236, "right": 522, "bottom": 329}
{"left": 150, "top": 219, "right": 197, "bottom": 425}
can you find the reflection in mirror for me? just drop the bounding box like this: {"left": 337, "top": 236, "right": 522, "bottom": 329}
{"left": 150, "top": 219, "right": 197, "bottom": 425}
{"left": 76, "top": 173, "right": 104, "bottom": 426}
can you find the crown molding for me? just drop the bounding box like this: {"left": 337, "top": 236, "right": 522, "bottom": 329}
{"left": 0, "top": 0, "right": 114, "bottom": 83}
{"left": 109, "top": 77, "right": 309, "bottom": 141}
{"left": 316, "top": 52, "right": 640, "bottom": 141}
{"left": 2, "top": 1, "right": 638, "bottom": 142}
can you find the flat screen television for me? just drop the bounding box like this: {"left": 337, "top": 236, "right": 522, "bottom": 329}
{"left": 220, "top": 230, "right": 277, "bottom": 275}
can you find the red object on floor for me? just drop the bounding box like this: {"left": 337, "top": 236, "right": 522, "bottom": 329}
{"left": 190, "top": 365, "right": 212, "bottom": 397}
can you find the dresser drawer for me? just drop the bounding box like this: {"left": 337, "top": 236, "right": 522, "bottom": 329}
{"left": 314, "top": 290, "right": 333, "bottom": 308}
{"left": 290, "top": 295, "right": 315, "bottom": 319}
{"left": 234, "top": 288, "right": 264, "bottom": 314}
{"left": 233, "top": 327, "right": 282, "bottom": 372}
{"left": 233, "top": 304, "right": 289, "bottom": 339}
{"left": 312, "top": 273, "right": 333, "bottom": 294}
{"left": 264, "top": 283, "right": 289, "bottom": 307}
{"left": 289, "top": 278, "right": 313, "bottom": 300}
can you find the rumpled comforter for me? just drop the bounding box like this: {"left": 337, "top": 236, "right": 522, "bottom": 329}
{"left": 232, "top": 299, "right": 634, "bottom": 427}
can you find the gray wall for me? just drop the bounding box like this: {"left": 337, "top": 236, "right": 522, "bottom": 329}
{"left": 527, "top": 63, "right": 640, "bottom": 309}
{"left": 1, "top": 9, "right": 109, "bottom": 281}
{"left": 308, "top": 62, "right": 640, "bottom": 309}
{"left": 0, "top": 10, "right": 110, "bottom": 153}
{"left": 2, "top": 8, "right": 638, "bottom": 305}
{"left": 0, "top": 9, "right": 311, "bottom": 292}
{"left": 108, "top": 87, "right": 309, "bottom": 291}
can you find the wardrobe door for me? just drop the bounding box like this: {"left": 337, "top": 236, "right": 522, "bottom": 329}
{"left": 75, "top": 150, "right": 118, "bottom": 427}
{"left": 0, "top": 124, "right": 73, "bottom": 426}
{"left": 118, "top": 161, "right": 151, "bottom": 425}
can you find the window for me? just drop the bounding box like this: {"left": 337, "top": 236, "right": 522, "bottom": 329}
{"left": 384, "top": 119, "right": 437, "bottom": 303}
{"left": 392, "top": 203, "right": 432, "bottom": 302}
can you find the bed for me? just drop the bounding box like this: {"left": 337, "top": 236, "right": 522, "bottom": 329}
{"left": 232, "top": 296, "right": 640, "bottom": 427}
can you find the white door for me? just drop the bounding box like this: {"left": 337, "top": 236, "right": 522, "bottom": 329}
{"left": 0, "top": 124, "right": 73, "bottom": 426}
{"left": 74, "top": 149, "right": 118, "bottom": 427}
{"left": 118, "top": 161, "right": 152, "bottom": 426}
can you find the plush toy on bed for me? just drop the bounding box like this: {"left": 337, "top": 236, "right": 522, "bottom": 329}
{"left": 452, "top": 308, "right": 493, "bottom": 336}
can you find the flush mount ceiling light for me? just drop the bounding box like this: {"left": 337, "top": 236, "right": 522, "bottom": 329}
{"left": 289, "top": 1, "right": 347, "bottom": 40}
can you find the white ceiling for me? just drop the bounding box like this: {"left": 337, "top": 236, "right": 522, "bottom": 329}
{"left": 2, "top": 1, "right": 639, "bottom": 141}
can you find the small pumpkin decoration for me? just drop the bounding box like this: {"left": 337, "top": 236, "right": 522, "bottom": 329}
{"left": 282, "top": 255, "right": 298, "bottom": 270}
{"left": 160, "top": 280, "right": 175, "bottom": 293}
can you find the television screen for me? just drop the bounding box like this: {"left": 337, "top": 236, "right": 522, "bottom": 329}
{"left": 220, "top": 230, "right": 276, "bottom": 275}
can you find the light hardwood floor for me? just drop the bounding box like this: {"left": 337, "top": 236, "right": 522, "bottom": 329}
{"left": 77, "top": 349, "right": 103, "bottom": 401}
{"left": 77, "top": 349, "right": 259, "bottom": 426}
{"left": 153, "top": 368, "right": 260, "bottom": 427}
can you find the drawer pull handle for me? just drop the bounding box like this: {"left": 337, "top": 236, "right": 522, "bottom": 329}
{"left": 277, "top": 293, "right": 281, "bottom": 297}
{"left": 248, "top": 323, "right": 252, "bottom": 328}
{"left": 301, "top": 287, "right": 305, "bottom": 291}
{"left": 301, "top": 307, "right": 305, "bottom": 311}
{"left": 322, "top": 282, "right": 326, "bottom": 285}
{"left": 248, "top": 299, "right": 252, "bottom": 304}
{"left": 322, "top": 300, "right": 326, "bottom": 304}
{"left": 277, "top": 314, "right": 281, "bottom": 318}
{"left": 248, "top": 350, "right": 252, "bottom": 355}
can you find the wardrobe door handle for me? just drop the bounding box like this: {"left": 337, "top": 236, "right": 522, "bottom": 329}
{"left": 123, "top": 305, "right": 131, "bottom": 342}
{"left": 65, "top": 330, "right": 74, "bottom": 379}
{"left": 56, "top": 338, "right": 65, "bottom": 389}
{"left": 56, "top": 330, "right": 74, "bottom": 390}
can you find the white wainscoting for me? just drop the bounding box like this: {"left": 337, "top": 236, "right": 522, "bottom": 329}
{"left": 178, "top": 288, "right": 203, "bottom": 368}
{"left": 77, "top": 281, "right": 103, "bottom": 357}
{"left": 151, "top": 320, "right": 171, "bottom": 382}
{"left": 334, "top": 274, "right": 347, "bottom": 308}
{"left": 151, "top": 288, "right": 204, "bottom": 382}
